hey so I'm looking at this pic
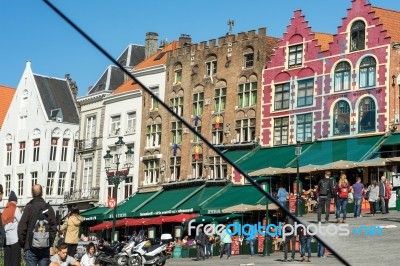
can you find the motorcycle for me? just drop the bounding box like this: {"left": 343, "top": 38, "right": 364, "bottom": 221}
{"left": 128, "top": 234, "right": 170, "bottom": 266}
{"left": 95, "top": 241, "right": 126, "bottom": 266}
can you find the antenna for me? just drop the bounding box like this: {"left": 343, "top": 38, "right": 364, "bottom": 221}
{"left": 227, "top": 19, "right": 235, "bottom": 35}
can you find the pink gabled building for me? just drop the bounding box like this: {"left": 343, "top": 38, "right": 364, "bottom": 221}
{"left": 261, "top": 0, "right": 400, "bottom": 148}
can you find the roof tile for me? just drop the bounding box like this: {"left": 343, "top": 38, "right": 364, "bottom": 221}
{"left": 0, "top": 85, "right": 16, "bottom": 128}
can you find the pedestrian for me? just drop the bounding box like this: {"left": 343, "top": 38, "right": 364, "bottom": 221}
{"left": 195, "top": 228, "right": 206, "bottom": 261}
{"left": 283, "top": 214, "right": 296, "bottom": 262}
{"left": 52, "top": 230, "right": 65, "bottom": 256}
{"left": 367, "top": 180, "right": 380, "bottom": 216}
{"left": 80, "top": 242, "right": 96, "bottom": 266}
{"left": 49, "top": 242, "right": 80, "bottom": 266}
{"left": 384, "top": 179, "right": 392, "bottom": 214}
{"left": 335, "top": 174, "right": 352, "bottom": 223}
{"left": 378, "top": 176, "right": 387, "bottom": 214}
{"left": 219, "top": 225, "right": 232, "bottom": 259}
{"left": 205, "top": 234, "right": 214, "bottom": 258}
{"left": 352, "top": 177, "right": 364, "bottom": 218}
{"left": 298, "top": 226, "right": 311, "bottom": 262}
{"left": 248, "top": 232, "right": 256, "bottom": 256}
{"left": 277, "top": 183, "right": 288, "bottom": 208}
{"left": 61, "top": 205, "right": 84, "bottom": 257}
{"left": 317, "top": 241, "right": 325, "bottom": 258}
{"left": 317, "top": 171, "right": 335, "bottom": 223}
{"left": 18, "top": 184, "right": 57, "bottom": 266}
{"left": 2, "top": 191, "right": 22, "bottom": 266}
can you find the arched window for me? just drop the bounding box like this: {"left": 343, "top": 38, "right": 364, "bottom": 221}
{"left": 333, "top": 101, "right": 350, "bottom": 136}
{"left": 350, "top": 20, "right": 365, "bottom": 52}
{"left": 334, "top": 62, "right": 351, "bottom": 92}
{"left": 359, "top": 56, "right": 376, "bottom": 88}
{"left": 359, "top": 97, "right": 376, "bottom": 133}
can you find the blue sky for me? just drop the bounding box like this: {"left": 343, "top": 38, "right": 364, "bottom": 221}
{"left": 0, "top": 0, "right": 398, "bottom": 97}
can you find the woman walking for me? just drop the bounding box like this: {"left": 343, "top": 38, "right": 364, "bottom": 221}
{"left": 2, "top": 191, "right": 22, "bottom": 266}
{"left": 335, "top": 174, "right": 352, "bottom": 223}
{"left": 367, "top": 180, "right": 380, "bottom": 216}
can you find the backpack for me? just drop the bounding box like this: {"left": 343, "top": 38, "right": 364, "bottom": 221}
{"left": 338, "top": 186, "right": 349, "bottom": 199}
{"left": 319, "top": 179, "right": 329, "bottom": 196}
{"left": 31, "top": 203, "right": 51, "bottom": 249}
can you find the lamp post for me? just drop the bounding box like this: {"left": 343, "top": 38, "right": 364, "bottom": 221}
{"left": 103, "top": 136, "right": 133, "bottom": 244}
{"left": 263, "top": 177, "right": 272, "bottom": 256}
{"left": 295, "top": 141, "right": 303, "bottom": 217}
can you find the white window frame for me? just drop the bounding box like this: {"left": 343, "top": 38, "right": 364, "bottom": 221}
{"left": 169, "top": 157, "right": 181, "bottom": 182}
{"left": 126, "top": 112, "right": 136, "bottom": 134}
{"left": 144, "top": 160, "right": 160, "bottom": 185}
{"left": 192, "top": 154, "right": 203, "bottom": 179}
{"left": 86, "top": 116, "right": 96, "bottom": 140}
{"left": 209, "top": 156, "right": 227, "bottom": 180}
{"left": 124, "top": 176, "right": 133, "bottom": 198}
{"left": 19, "top": 142, "right": 26, "bottom": 164}
{"left": 151, "top": 87, "right": 160, "bottom": 110}
{"left": 235, "top": 118, "right": 256, "bottom": 143}
{"left": 110, "top": 115, "right": 121, "bottom": 136}
{"left": 82, "top": 158, "right": 93, "bottom": 192}
{"left": 46, "top": 172, "right": 55, "bottom": 195}
{"left": 193, "top": 92, "right": 204, "bottom": 116}
{"left": 5, "top": 175, "right": 11, "bottom": 196}
{"left": 170, "top": 97, "right": 184, "bottom": 117}
{"left": 206, "top": 60, "right": 217, "bottom": 77}
{"left": 33, "top": 139, "right": 40, "bottom": 162}
{"left": 61, "top": 139, "right": 68, "bottom": 161}
{"left": 214, "top": 88, "right": 226, "bottom": 112}
{"left": 31, "top": 172, "right": 38, "bottom": 187}
{"left": 18, "top": 173, "right": 24, "bottom": 196}
{"left": 50, "top": 138, "right": 58, "bottom": 161}
{"left": 146, "top": 124, "right": 161, "bottom": 148}
{"left": 58, "top": 172, "right": 66, "bottom": 195}
{"left": 6, "top": 144, "right": 12, "bottom": 166}
{"left": 171, "top": 121, "right": 182, "bottom": 144}
{"left": 238, "top": 82, "right": 257, "bottom": 108}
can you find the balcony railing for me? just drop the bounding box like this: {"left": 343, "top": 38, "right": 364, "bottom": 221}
{"left": 77, "top": 137, "right": 101, "bottom": 152}
{"left": 64, "top": 187, "right": 100, "bottom": 204}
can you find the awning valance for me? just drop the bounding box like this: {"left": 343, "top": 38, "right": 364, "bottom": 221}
{"left": 81, "top": 207, "right": 110, "bottom": 221}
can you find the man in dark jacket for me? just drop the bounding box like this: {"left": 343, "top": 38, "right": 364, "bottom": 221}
{"left": 317, "top": 171, "right": 335, "bottom": 223}
{"left": 195, "top": 227, "right": 207, "bottom": 261}
{"left": 18, "top": 184, "right": 57, "bottom": 266}
{"left": 378, "top": 175, "right": 387, "bottom": 214}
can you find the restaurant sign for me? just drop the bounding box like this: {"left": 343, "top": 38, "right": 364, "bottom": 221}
{"left": 138, "top": 208, "right": 194, "bottom": 217}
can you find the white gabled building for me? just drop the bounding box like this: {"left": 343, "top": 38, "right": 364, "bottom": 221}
{"left": 0, "top": 61, "right": 79, "bottom": 213}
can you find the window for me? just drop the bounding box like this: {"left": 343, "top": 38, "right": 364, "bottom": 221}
{"left": 236, "top": 118, "right": 256, "bottom": 143}
{"left": 151, "top": 87, "right": 160, "bottom": 110}
{"left": 296, "top": 113, "right": 313, "bottom": 142}
{"left": 359, "top": 97, "right": 376, "bottom": 132}
{"left": 212, "top": 119, "right": 224, "bottom": 145}
{"left": 214, "top": 88, "right": 226, "bottom": 112}
{"left": 174, "top": 69, "right": 182, "bottom": 84}
{"left": 333, "top": 101, "right": 350, "bottom": 136}
{"left": 193, "top": 92, "right": 204, "bottom": 116}
{"left": 86, "top": 116, "right": 96, "bottom": 140}
{"left": 359, "top": 57, "right": 376, "bottom": 88}
{"left": 19, "top": 142, "right": 26, "bottom": 164}
{"left": 110, "top": 115, "right": 121, "bottom": 135}
{"left": 144, "top": 160, "right": 160, "bottom": 185}
{"left": 209, "top": 156, "right": 227, "bottom": 180}
{"left": 297, "top": 79, "right": 314, "bottom": 107}
{"left": 6, "top": 144, "right": 12, "bottom": 166}
{"left": 82, "top": 158, "right": 93, "bottom": 191}
{"left": 350, "top": 20, "right": 365, "bottom": 52}
{"left": 5, "top": 175, "right": 11, "bottom": 196}
{"left": 50, "top": 138, "right": 58, "bottom": 161}
{"left": 18, "top": 174, "right": 24, "bottom": 196}
{"left": 171, "top": 121, "right": 182, "bottom": 144}
{"left": 244, "top": 52, "right": 254, "bottom": 68}
{"left": 193, "top": 126, "right": 202, "bottom": 142}
{"left": 274, "top": 117, "right": 289, "bottom": 145}
{"left": 61, "top": 139, "right": 68, "bottom": 161}
{"left": 124, "top": 176, "right": 133, "bottom": 198}
{"left": 192, "top": 153, "right": 203, "bottom": 179}
{"left": 274, "top": 83, "right": 290, "bottom": 110}
{"left": 73, "top": 140, "right": 77, "bottom": 162}
{"left": 170, "top": 97, "right": 183, "bottom": 116}
{"left": 70, "top": 173, "right": 75, "bottom": 194}
{"left": 33, "top": 139, "right": 40, "bottom": 162}
{"left": 108, "top": 186, "right": 116, "bottom": 199}
{"left": 169, "top": 157, "right": 181, "bottom": 182}
{"left": 46, "top": 172, "right": 55, "bottom": 195}
{"left": 288, "top": 44, "right": 303, "bottom": 68}
{"left": 334, "top": 62, "right": 351, "bottom": 92}
{"left": 31, "top": 172, "right": 38, "bottom": 187}
{"left": 146, "top": 123, "right": 162, "bottom": 148}
{"left": 58, "top": 172, "right": 66, "bottom": 195}
{"left": 238, "top": 82, "right": 257, "bottom": 108}
{"left": 206, "top": 60, "right": 217, "bottom": 77}
{"left": 127, "top": 112, "right": 136, "bottom": 134}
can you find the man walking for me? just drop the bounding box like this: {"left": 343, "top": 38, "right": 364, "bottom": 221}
{"left": 317, "top": 171, "right": 335, "bottom": 223}
{"left": 378, "top": 176, "right": 387, "bottom": 214}
{"left": 18, "top": 184, "right": 57, "bottom": 266}
{"left": 352, "top": 177, "right": 364, "bottom": 217}
{"left": 277, "top": 183, "right": 288, "bottom": 208}
{"left": 195, "top": 228, "right": 206, "bottom": 261}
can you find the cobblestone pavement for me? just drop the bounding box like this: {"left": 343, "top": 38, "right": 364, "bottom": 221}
{"left": 166, "top": 211, "right": 400, "bottom": 266}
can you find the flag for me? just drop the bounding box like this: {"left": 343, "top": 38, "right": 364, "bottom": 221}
{"left": 194, "top": 115, "right": 199, "bottom": 127}
{"left": 194, "top": 145, "right": 200, "bottom": 161}
{"left": 173, "top": 143, "right": 178, "bottom": 156}
{"left": 215, "top": 115, "right": 220, "bottom": 129}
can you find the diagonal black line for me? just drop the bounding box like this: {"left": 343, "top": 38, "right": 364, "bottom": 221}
{"left": 42, "top": 0, "right": 351, "bottom": 265}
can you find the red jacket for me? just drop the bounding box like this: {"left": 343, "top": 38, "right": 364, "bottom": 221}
{"left": 384, "top": 183, "right": 392, "bottom": 200}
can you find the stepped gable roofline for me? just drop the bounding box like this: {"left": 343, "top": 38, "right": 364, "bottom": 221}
{"left": 371, "top": 6, "right": 400, "bottom": 43}
{"left": 0, "top": 85, "right": 16, "bottom": 129}
{"left": 314, "top": 32, "right": 334, "bottom": 51}
{"left": 33, "top": 74, "right": 79, "bottom": 124}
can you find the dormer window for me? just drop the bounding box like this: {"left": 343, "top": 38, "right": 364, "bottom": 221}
{"left": 350, "top": 20, "right": 365, "bottom": 52}
{"left": 288, "top": 44, "right": 303, "bottom": 68}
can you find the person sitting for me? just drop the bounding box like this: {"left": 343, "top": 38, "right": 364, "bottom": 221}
{"left": 50, "top": 242, "right": 80, "bottom": 266}
{"left": 80, "top": 242, "right": 98, "bottom": 266}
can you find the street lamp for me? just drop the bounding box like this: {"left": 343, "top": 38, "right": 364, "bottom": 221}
{"left": 295, "top": 141, "right": 303, "bottom": 217}
{"left": 103, "top": 136, "right": 134, "bottom": 243}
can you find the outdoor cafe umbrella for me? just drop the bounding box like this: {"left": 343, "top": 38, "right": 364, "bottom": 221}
{"left": 221, "top": 203, "right": 264, "bottom": 213}
{"left": 249, "top": 167, "right": 287, "bottom": 176}
{"left": 317, "top": 160, "right": 358, "bottom": 170}
{"left": 354, "top": 157, "right": 388, "bottom": 167}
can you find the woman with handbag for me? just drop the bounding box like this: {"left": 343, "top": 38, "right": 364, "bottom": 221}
{"left": 367, "top": 180, "right": 380, "bottom": 216}
{"left": 335, "top": 174, "right": 352, "bottom": 223}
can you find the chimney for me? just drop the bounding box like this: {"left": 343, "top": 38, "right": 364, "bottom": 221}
{"left": 145, "top": 32, "right": 159, "bottom": 59}
{"left": 65, "top": 74, "right": 80, "bottom": 111}
{"left": 179, "top": 34, "right": 191, "bottom": 47}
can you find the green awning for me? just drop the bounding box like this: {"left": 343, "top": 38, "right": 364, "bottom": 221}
{"left": 104, "top": 191, "right": 157, "bottom": 219}
{"left": 81, "top": 207, "right": 110, "bottom": 221}
{"left": 293, "top": 135, "right": 384, "bottom": 167}
{"left": 381, "top": 133, "right": 400, "bottom": 146}
{"left": 237, "top": 144, "right": 312, "bottom": 172}
{"left": 132, "top": 186, "right": 204, "bottom": 217}
{"left": 177, "top": 185, "right": 227, "bottom": 212}
{"left": 201, "top": 185, "right": 269, "bottom": 215}
{"left": 223, "top": 149, "right": 254, "bottom": 163}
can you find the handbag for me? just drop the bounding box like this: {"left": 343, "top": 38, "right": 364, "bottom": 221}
{"left": 364, "top": 189, "right": 370, "bottom": 200}
{"left": 347, "top": 192, "right": 354, "bottom": 203}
